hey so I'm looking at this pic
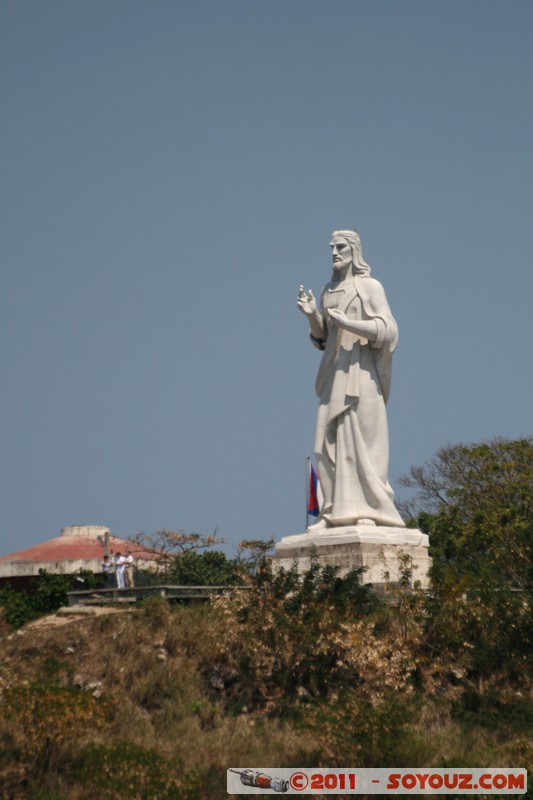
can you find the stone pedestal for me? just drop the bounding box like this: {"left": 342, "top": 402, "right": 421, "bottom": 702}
{"left": 274, "top": 525, "right": 431, "bottom": 589}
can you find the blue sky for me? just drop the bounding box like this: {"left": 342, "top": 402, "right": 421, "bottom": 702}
{"left": 2, "top": 0, "right": 532, "bottom": 557}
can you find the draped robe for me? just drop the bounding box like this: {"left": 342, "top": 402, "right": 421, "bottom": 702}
{"left": 312, "top": 275, "right": 404, "bottom": 528}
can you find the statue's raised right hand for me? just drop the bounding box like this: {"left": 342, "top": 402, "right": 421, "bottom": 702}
{"left": 297, "top": 286, "right": 317, "bottom": 316}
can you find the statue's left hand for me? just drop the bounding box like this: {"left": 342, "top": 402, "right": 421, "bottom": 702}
{"left": 327, "top": 308, "right": 379, "bottom": 342}
{"left": 328, "top": 308, "right": 348, "bottom": 327}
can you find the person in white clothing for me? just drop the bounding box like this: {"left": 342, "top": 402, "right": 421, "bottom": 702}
{"left": 115, "top": 552, "right": 127, "bottom": 589}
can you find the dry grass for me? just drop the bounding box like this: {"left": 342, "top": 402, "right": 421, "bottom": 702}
{"left": 0, "top": 598, "right": 531, "bottom": 800}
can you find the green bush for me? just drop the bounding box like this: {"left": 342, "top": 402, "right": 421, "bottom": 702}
{"left": 0, "top": 570, "right": 97, "bottom": 629}
{"left": 210, "top": 559, "right": 388, "bottom": 712}
{"left": 310, "top": 689, "right": 421, "bottom": 767}
{"left": 401, "top": 438, "right": 533, "bottom": 687}
{"left": 0, "top": 583, "right": 37, "bottom": 628}
{"left": 168, "top": 550, "right": 243, "bottom": 586}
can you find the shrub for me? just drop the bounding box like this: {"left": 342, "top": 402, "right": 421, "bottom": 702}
{"left": 168, "top": 550, "right": 243, "bottom": 586}
{"left": 0, "top": 684, "right": 116, "bottom": 788}
{"left": 73, "top": 740, "right": 199, "bottom": 800}
{"left": 209, "top": 559, "right": 390, "bottom": 712}
{"left": 0, "top": 570, "right": 98, "bottom": 629}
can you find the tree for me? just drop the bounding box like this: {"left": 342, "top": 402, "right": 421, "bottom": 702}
{"left": 399, "top": 437, "right": 533, "bottom": 588}
{"left": 399, "top": 437, "right": 533, "bottom": 684}
{"left": 130, "top": 530, "right": 279, "bottom": 585}
{"left": 168, "top": 549, "right": 243, "bottom": 586}
{"left": 129, "top": 529, "right": 224, "bottom": 580}
{"left": 235, "top": 537, "right": 276, "bottom": 573}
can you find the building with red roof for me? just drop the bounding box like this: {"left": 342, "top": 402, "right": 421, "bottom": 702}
{"left": 0, "top": 525, "right": 157, "bottom": 579}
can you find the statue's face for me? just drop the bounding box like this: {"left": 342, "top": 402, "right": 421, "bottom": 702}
{"left": 330, "top": 237, "right": 352, "bottom": 277}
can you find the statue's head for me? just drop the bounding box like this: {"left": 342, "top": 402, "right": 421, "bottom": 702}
{"left": 330, "top": 230, "right": 371, "bottom": 278}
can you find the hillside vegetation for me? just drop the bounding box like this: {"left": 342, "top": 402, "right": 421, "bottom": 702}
{"left": 0, "top": 437, "right": 531, "bottom": 800}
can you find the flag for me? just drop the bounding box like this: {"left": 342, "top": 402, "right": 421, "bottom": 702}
{"left": 308, "top": 463, "right": 321, "bottom": 517}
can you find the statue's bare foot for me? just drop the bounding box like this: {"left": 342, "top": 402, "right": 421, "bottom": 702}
{"left": 357, "top": 518, "right": 376, "bottom": 525}
{"left": 306, "top": 518, "right": 329, "bottom": 532}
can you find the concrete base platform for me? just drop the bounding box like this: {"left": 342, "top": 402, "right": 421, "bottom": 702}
{"left": 274, "top": 525, "right": 431, "bottom": 588}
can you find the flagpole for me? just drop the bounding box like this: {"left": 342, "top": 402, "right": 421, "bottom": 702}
{"left": 305, "top": 455, "right": 310, "bottom": 531}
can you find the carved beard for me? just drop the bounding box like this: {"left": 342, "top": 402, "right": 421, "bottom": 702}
{"left": 332, "top": 261, "right": 351, "bottom": 281}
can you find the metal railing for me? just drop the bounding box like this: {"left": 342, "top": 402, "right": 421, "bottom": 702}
{"left": 67, "top": 584, "right": 249, "bottom": 606}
